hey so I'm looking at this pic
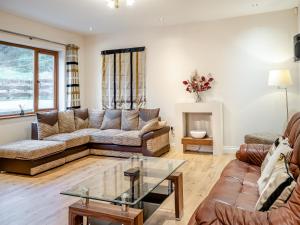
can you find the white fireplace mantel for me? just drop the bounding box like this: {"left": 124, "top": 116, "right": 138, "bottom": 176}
{"left": 175, "top": 101, "right": 224, "bottom": 155}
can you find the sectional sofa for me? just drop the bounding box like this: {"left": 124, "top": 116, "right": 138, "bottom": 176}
{"left": 0, "top": 108, "right": 170, "bottom": 175}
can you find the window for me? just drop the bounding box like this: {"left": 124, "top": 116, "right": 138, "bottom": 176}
{"left": 0, "top": 41, "right": 58, "bottom": 117}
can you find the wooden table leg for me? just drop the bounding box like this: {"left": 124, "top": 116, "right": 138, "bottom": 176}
{"left": 168, "top": 172, "right": 184, "bottom": 220}
{"left": 69, "top": 210, "right": 82, "bottom": 225}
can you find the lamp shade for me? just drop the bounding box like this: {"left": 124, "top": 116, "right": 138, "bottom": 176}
{"left": 268, "top": 70, "right": 293, "bottom": 88}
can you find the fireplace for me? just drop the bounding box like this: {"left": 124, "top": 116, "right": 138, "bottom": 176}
{"left": 175, "top": 102, "right": 223, "bottom": 155}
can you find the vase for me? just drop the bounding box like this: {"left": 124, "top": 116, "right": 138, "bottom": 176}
{"left": 195, "top": 93, "right": 202, "bottom": 103}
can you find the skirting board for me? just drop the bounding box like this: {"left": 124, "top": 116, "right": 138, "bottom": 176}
{"left": 171, "top": 143, "right": 238, "bottom": 154}
{"left": 223, "top": 146, "right": 239, "bottom": 154}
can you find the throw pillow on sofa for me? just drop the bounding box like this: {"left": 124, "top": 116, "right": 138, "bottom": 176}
{"left": 255, "top": 153, "right": 295, "bottom": 211}
{"left": 138, "top": 108, "right": 160, "bottom": 129}
{"left": 58, "top": 110, "right": 76, "bottom": 133}
{"left": 36, "top": 111, "right": 59, "bottom": 139}
{"left": 261, "top": 137, "right": 283, "bottom": 172}
{"left": 258, "top": 137, "right": 291, "bottom": 194}
{"left": 88, "top": 109, "right": 105, "bottom": 129}
{"left": 139, "top": 118, "right": 166, "bottom": 136}
{"left": 74, "top": 108, "right": 89, "bottom": 130}
{"left": 121, "top": 110, "right": 139, "bottom": 131}
{"left": 101, "top": 109, "right": 122, "bottom": 130}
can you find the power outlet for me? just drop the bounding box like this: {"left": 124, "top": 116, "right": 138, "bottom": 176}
{"left": 170, "top": 126, "right": 175, "bottom": 136}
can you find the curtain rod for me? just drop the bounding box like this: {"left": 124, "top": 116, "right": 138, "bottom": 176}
{"left": 0, "top": 29, "right": 67, "bottom": 47}
{"left": 101, "top": 47, "right": 145, "bottom": 55}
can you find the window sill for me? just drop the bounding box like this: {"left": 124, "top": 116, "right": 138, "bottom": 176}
{"left": 0, "top": 113, "right": 36, "bottom": 120}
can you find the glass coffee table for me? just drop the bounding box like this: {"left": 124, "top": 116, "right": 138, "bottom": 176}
{"left": 61, "top": 156, "right": 185, "bottom": 225}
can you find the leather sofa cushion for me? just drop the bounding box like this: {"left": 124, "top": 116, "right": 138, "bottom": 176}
{"left": 244, "top": 132, "right": 279, "bottom": 145}
{"left": 195, "top": 159, "right": 260, "bottom": 224}
{"left": 0, "top": 140, "right": 65, "bottom": 160}
{"left": 112, "top": 130, "right": 142, "bottom": 146}
{"left": 90, "top": 129, "right": 124, "bottom": 144}
{"left": 44, "top": 133, "right": 89, "bottom": 149}
{"left": 221, "top": 159, "right": 261, "bottom": 184}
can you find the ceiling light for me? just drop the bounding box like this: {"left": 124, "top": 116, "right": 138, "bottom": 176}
{"left": 107, "top": 0, "right": 116, "bottom": 8}
{"left": 106, "top": 0, "right": 135, "bottom": 9}
{"left": 126, "top": 0, "right": 135, "bottom": 6}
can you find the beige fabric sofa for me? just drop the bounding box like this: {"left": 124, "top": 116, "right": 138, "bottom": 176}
{"left": 0, "top": 108, "right": 170, "bottom": 175}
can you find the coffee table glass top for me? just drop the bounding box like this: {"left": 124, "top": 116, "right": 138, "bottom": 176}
{"left": 61, "top": 156, "right": 185, "bottom": 206}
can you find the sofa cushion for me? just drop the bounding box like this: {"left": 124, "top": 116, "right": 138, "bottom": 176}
{"left": 138, "top": 108, "right": 160, "bottom": 129}
{"left": 121, "top": 110, "right": 139, "bottom": 131}
{"left": 90, "top": 129, "right": 124, "bottom": 144}
{"left": 44, "top": 132, "right": 89, "bottom": 148}
{"left": 74, "top": 108, "right": 89, "bottom": 130}
{"left": 72, "top": 128, "right": 99, "bottom": 136}
{"left": 256, "top": 153, "right": 295, "bottom": 211}
{"left": 245, "top": 132, "right": 280, "bottom": 145}
{"left": 258, "top": 138, "right": 292, "bottom": 194}
{"left": 261, "top": 137, "right": 282, "bottom": 172}
{"left": 112, "top": 130, "right": 142, "bottom": 146}
{"left": 36, "top": 111, "right": 59, "bottom": 139}
{"left": 139, "top": 118, "right": 167, "bottom": 136}
{"left": 89, "top": 109, "right": 105, "bottom": 129}
{"left": 221, "top": 159, "right": 261, "bottom": 184}
{"left": 0, "top": 140, "right": 65, "bottom": 160}
{"left": 194, "top": 162, "right": 260, "bottom": 224}
{"left": 101, "top": 109, "right": 122, "bottom": 130}
{"left": 58, "top": 110, "right": 76, "bottom": 133}
{"left": 195, "top": 175, "right": 260, "bottom": 224}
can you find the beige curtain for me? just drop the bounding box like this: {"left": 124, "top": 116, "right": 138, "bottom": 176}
{"left": 66, "top": 44, "right": 80, "bottom": 109}
{"left": 101, "top": 47, "right": 146, "bottom": 109}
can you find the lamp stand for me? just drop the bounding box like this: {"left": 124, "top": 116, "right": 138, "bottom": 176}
{"left": 284, "top": 88, "right": 289, "bottom": 122}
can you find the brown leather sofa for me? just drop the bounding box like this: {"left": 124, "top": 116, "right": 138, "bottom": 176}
{"left": 188, "top": 112, "right": 300, "bottom": 225}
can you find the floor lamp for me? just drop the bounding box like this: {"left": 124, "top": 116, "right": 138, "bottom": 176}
{"left": 268, "top": 70, "right": 293, "bottom": 122}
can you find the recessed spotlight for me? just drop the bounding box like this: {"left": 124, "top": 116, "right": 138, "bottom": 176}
{"left": 159, "top": 16, "right": 165, "bottom": 25}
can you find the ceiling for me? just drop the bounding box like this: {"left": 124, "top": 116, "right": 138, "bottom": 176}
{"left": 0, "top": 0, "right": 299, "bottom": 34}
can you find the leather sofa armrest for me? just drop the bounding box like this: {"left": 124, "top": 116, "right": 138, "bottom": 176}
{"left": 236, "top": 143, "right": 271, "bottom": 167}
{"left": 215, "top": 202, "right": 269, "bottom": 225}
{"left": 31, "top": 122, "right": 39, "bottom": 140}
{"left": 141, "top": 126, "right": 170, "bottom": 141}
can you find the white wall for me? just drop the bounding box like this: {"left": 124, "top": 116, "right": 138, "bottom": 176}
{"left": 0, "top": 11, "right": 85, "bottom": 144}
{"left": 84, "top": 9, "right": 300, "bottom": 148}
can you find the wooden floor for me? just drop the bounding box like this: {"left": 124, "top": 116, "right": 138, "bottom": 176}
{"left": 0, "top": 150, "right": 234, "bottom": 225}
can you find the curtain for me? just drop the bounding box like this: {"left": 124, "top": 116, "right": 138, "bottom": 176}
{"left": 101, "top": 47, "right": 146, "bottom": 110}
{"left": 66, "top": 44, "right": 80, "bottom": 109}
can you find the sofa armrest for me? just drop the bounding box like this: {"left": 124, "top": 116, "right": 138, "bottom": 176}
{"left": 236, "top": 144, "right": 271, "bottom": 167}
{"left": 142, "top": 126, "right": 170, "bottom": 141}
{"left": 141, "top": 126, "right": 170, "bottom": 157}
{"left": 215, "top": 202, "right": 269, "bottom": 225}
{"left": 31, "top": 122, "right": 39, "bottom": 140}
